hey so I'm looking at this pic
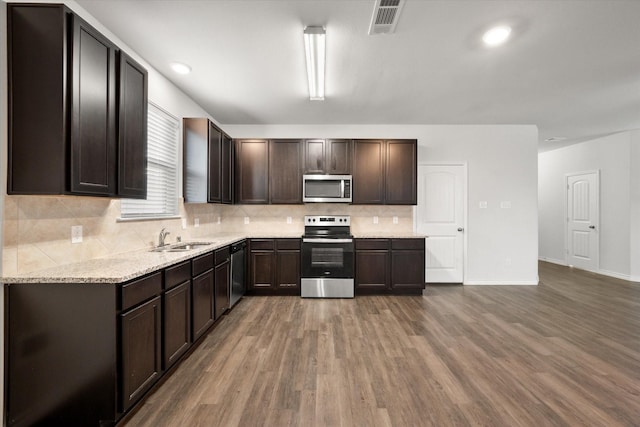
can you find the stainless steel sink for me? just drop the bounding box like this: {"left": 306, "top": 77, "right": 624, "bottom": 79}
{"left": 150, "top": 241, "right": 216, "bottom": 252}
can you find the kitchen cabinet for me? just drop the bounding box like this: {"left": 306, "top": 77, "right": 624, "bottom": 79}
{"left": 235, "top": 139, "right": 270, "bottom": 204}
{"left": 120, "top": 295, "right": 162, "bottom": 411}
{"left": 355, "top": 238, "right": 425, "bottom": 294}
{"left": 270, "top": 139, "right": 303, "bottom": 204}
{"left": 352, "top": 139, "right": 417, "bottom": 205}
{"left": 304, "top": 139, "right": 352, "bottom": 174}
{"left": 352, "top": 140, "right": 385, "bottom": 204}
{"left": 385, "top": 140, "right": 417, "bottom": 205}
{"left": 117, "top": 52, "right": 148, "bottom": 198}
{"left": 183, "top": 118, "right": 233, "bottom": 204}
{"left": 192, "top": 254, "right": 215, "bottom": 341}
{"left": 390, "top": 239, "right": 425, "bottom": 290}
{"left": 355, "top": 239, "right": 390, "bottom": 290}
{"left": 163, "top": 261, "right": 192, "bottom": 369}
{"left": 214, "top": 247, "right": 231, "bottom": 319}
{"left": 248, "top": 239, "right": 301, "bottom": 295}
{"left": 7, "top": 4, "right": 147, "bottom": 197}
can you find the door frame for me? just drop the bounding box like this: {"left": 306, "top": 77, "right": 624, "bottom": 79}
{"left": 564, "top": 169, "right": 600, "bottom": 271}
{"left": 414, "top": 162, "right": 468, "bottom": 283}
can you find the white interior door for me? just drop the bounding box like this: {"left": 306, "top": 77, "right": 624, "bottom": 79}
{"left": 417, "top": 164, "right": 465, "bottom": 283}
{"left": 566, "top": 171, "right": 599, "bottom": 271}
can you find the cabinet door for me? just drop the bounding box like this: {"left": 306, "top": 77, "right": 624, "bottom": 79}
{"left": 352, "top": 140, "right": 385, "bottom": 204}
{"left": 304, "top": 139, "right": 325, "bottom": 174}
{"left": 192, "top": 270, "right": 215, "bottom": 341}
{"left": 391, "top": 250, "right": 425, "bottom": 289}
{"left": 386, "top": 140, "right": 417, "bottom": 205}
{"left": 235, "top": 139, "right": 269, "bottom": 204}
{"left": 70, "top": 15, "right": 118, "bottom": 196}
{"left": 355, "top": 251, "right": 389, "bottom": 289}
{"left": 215, "top": 260, "right": 230, "bottom": 319}
{"left": 117, "top": 52, "right": 148, "bottom": 199}
{"left": 326, "top": 139, "right": 352, "bottom": 175}
{"left": 276, "top": 250, "right": 300, "bottom": 289}
{"left": 208, "top": 123, "right": 222, "bottom": 203}
{"left": 270, "top": 139, "right": 302, "bottom": 204}
{"left": 250, "top": 251, "right": 275, "bottom": 289}
{"left": 163, "top": 281, "right": 191, "bottom": 369}
{"left": 221, "top": 133, "right": 233, "bottom": 204}
{"left": 120, "top": 295, "right": 162, "bottom": 411}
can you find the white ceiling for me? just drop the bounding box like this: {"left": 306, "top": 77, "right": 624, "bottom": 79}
{"left": 76, "top": 0, "right": 640, "bottom": 150}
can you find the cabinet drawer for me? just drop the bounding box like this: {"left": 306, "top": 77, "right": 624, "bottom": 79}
{"left": 121, "top": 272, "right": 162, "bottom": 311}
{"left": 192, "top": 252, "right": 214, "bottom": 277}
{"left": 276, "top": 239, "right": 300, "bottom": 250}
{"left": 391, "top": 238, "right": 425, "bottom": 250}
{"left": 215, "top": 246, "right": 230, "bottom": 266}
{"left": 165, "top": 261, "right": 191, "bottom": 290}
{"left": 355, "top": 239, "right": 390, "bottom": 250}
{"left": 251, "top": 239, "right": 274, "bottom": 250}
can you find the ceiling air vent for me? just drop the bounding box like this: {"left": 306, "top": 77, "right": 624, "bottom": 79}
{"left": 368, "top": 0, "right": 406, "bottom": 35}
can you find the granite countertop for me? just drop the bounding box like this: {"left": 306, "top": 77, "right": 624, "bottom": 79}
{"left": 2, "top": 232, "right": 426, "bottom": 285}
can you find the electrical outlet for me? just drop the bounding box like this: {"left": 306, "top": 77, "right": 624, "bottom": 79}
{"left": 71, "top": 225, "right": 83, "bottom": 243}
{"left": 286, "top": 216, "right": 292, "bottom": 224}
{"left": 373, "top": 216, "right": 379, "bottom": 224}
{"left": 500, "top": 201, "right": 511, "bottom": 209}
{"left": 181, "top": 218, "right": 187, "bottom": 229}
{"left": 505, "top": 257, "right": 512, "bottom": 266}
{"left": 217, "top": 216, "right": 221, "bottom": 224}
{"left": 244, "top": 217, "right": 250, "bottom": 225}
{"left": 194, "top": 218, "right": 200, "bottom": 227}
{"left": 393, "top": 216, "right": 398, "bottom": 224}
{"left": 479, "top": 201, "right": 488, "bottom": 209}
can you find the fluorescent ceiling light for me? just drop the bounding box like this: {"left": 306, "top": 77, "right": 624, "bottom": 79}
{"left": 482, "top": 25, "right": 511, "bottom": 47}
{"left": 303, "top": 26, "right": 326, "bottom": 101}
{"left": 170, "top": 62, "right": 192, "bottom": 74}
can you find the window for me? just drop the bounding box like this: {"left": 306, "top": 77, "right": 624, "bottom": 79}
{"left": 121, "top": 103, "right": 179, "bottom": 219}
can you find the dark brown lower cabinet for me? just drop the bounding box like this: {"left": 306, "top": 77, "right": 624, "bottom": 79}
{"left": 248, "top": 239, "right": 300, "bottom": 295}
{"left": 120, "top": 295, "right": 162, "bottom": 411}
{"left": 355, "top": 239, "right": 390, "bottom": 291}
{"left": 163, "top": 281, "right": 191, "bottom": 368}
{"left": 355, "top": 238, "right": 425, "bottom": 295}
{"left": 250, "top": 239, "right": 276, "bottom": 289}
{"left": 276, "top": 239, "right": 301, "bottom": 290}
{"left": 192, "top": 269, "right": 215, "bottom": 341}
{"left": 215, "top": 247, "right": 231, "bottom": 319}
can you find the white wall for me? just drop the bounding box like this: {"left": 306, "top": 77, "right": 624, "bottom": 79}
{"left": 226, "top": 124, "right": 540, "bottom": 285}
{"left": 629, "top": 131, "right": 640, "bottom": 281}
{"left": 538, "top": 131, "right": 637, "bottom": 280}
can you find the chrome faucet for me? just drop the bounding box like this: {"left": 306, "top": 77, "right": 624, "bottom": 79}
{"left": 158, "top": 228, "right": 170, "bottom": 247}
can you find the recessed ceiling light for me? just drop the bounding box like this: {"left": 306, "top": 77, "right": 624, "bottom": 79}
{"left": 170, "top": 62, "right": 192, "bottom": 75}
{"left": 482, "top": 25, "right": 511, "bottom": 47}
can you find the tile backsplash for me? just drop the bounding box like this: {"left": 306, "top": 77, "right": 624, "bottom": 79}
{"left": 2, "top": 195, "right": 413, "bottom": 275}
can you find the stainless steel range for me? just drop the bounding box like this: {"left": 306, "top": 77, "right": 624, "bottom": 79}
{"left": 301, "top": 215, "right": 354, "bottom": 298}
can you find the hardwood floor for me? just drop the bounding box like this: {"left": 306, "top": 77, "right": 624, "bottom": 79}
{"left": 123, "top": 262, "right": 640, "bottom": 426}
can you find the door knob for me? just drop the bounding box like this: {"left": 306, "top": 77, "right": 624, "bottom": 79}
{"left": 589, "top": 225, "right": 595, "bottom": 229}
{"left": 457, "top": 227, "right": 464, "bottom": 232}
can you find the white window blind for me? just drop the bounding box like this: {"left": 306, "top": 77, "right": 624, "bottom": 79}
{"left": 121, "top": 103, "right": 179, "bottom": 219}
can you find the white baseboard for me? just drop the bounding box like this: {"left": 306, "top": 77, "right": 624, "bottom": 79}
{"left": 539, "top": 257, "right": 566, "bottom": 266}
{"left": 463, "top": 280, "right": 539, "bottom": 286}
{"left": 598, "top": 269, "right": 632, "bottom": 281}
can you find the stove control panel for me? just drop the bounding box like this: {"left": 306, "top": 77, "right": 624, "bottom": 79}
{"left": 304, "top": 215, "right": 351, "bottom": 226}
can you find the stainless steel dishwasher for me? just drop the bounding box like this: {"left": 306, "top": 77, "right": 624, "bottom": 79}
{"left": 229, "top": 240, "right": 246, "bottom": 307}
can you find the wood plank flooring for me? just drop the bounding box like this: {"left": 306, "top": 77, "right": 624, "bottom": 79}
{"left": 123, "top": 262, "right": 640, "bottom": 426}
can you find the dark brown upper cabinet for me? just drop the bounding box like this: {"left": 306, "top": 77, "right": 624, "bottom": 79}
{"left": 352, "top": 139, "right": 417, "bottom": 205}
{"left": 118, "top": 52, "right": 148, "bottom": 199}
{"left": 303, "top": 139, "right": 352, "bottom": 175}
{"left": 235, "top": 139, "right": 270, "bottom": 204}
{"left": 385, "top": 140, "right": 417, "bottom": 205}
{"left": 183, "top": 118, "right": 232, "bottom": 204}
{"left": 7, "top": 4, "right": 147, "bottom": 198}
{"left": 352, "top": 140, "right": 385, "bottom": 204}
{"left": 270, "top": 139, "right": 303, "bottom": 204}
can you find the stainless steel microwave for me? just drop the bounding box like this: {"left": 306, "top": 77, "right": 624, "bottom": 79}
{"left": 303, "top": 174, "right": 352, "bottom": 203}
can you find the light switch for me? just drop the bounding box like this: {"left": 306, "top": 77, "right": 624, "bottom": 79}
{"left": 286, "top": 216, "right": 292, "bottom": 224}
{"left": 373, "top": 216, "right": 379, "bottom": 224}
{"left": 244, "top": 217, "right": 250, "bottom": 225}
{"left": 393, "top": 216, "right": 398, "bottom": 224}
{"left": 181, "top": 218, "right": 187, "bottom": 229}
{"left": 217, "top": 216, "right": 221, "bottom": 224}
{"left": 71, "top": 225, "right": 83, "bottom": 243}
{"left": 194, "top": 218, "right": 200, "bottom": 227}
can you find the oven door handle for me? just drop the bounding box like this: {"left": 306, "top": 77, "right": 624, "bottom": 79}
{"left": 302, "top": 238, "right": 353, "bottom": 243}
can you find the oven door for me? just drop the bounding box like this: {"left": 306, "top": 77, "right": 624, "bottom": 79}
{"left": 301, "top": 238, "right": 354, "bottom": 279}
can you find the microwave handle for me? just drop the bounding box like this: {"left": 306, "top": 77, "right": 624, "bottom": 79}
{"left": 341, "top": 180, "right": 345, "bottom": 197}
